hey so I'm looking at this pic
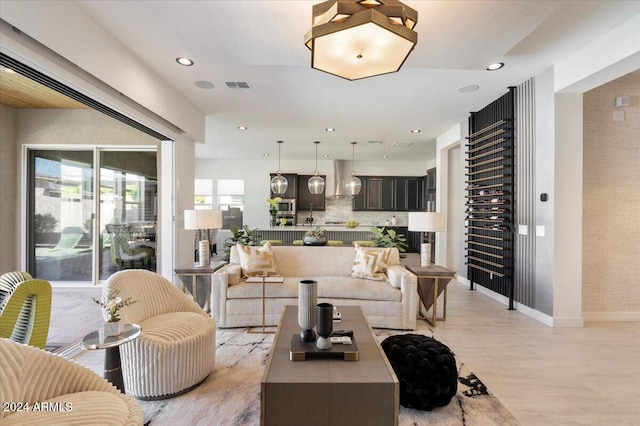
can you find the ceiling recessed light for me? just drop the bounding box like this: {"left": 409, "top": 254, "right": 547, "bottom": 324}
{"left": 237, "top": 126, "right": 248, "bottom": 130}
{"left": 176, "top": 57, "right": 194, "bottom": 66}
{"left": 458, "top": 84, "right": 480, "bottom": 93}
{"left": 325, "top": 128, "right": 335, "bottom": 132}
{"left": 195, "top": 80, "right": 214, "bottom": 89}
{"left": 322, "top": 154, "right": 329, "bottom": 158}
{"left": 263, "top": 153, "right": 270, "bottom": 157}
{"left": 487, "top": 62, "right": 504, "bottom": 71}
{"left": 381, "top": 155, "right": 389, "bottom": 159}
{"left": 410, "top": 129, "right": 421, "bottom": 133}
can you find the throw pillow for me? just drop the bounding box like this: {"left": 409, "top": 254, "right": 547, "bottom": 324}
{"left": 350, "top": 246, "right": 392, "bottom": 281}
{"left": 236, "top": 242, "right": 278, "bottom": 277}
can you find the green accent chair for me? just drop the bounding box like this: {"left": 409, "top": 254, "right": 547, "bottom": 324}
{"left": 260, "top": 240, "right": 283, "bottom": 246}
{"left": 0, "top": 271, "right": 52, "bottom": 349}
{"left": 293, "top": 240, "right": 304, "bottom": 246}
{"left": 106, "top": 224, "right": 154, "bottom": 269}
{"left": 353, "top": 240, "right": 375, "bottom": 247}
{"left": 327, "top": 240, "right": 344, "bottom": 246}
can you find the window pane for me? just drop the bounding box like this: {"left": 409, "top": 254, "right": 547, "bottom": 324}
{"left": 30, "top": 150, "right": 93, "bottom": 281}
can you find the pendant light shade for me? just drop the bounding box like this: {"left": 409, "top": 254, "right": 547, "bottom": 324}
{"left": 344, "top": 141, "right": 362, "bottom": 196}
{"left": 308, "top": 141, "right": 325, "bottom": 194}
{"left": 270, "top": 140, "right": 289, "bottom": 195}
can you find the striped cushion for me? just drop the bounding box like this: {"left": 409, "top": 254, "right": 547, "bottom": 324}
{"left": 350, "top": 246, "right": 392, "bottom": 282}
{"left": 236, "top": 242, "right": 279, "bottom": 277}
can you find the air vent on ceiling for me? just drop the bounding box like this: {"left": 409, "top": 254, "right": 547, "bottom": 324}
{"left": 225, "top": 81, "right": 251, "bottom": 90}
{"left": 366, "top": 140, "right": 384, "bottom": 145}
{"left": 390, "top": 142, "right": 414, "bottom": 148}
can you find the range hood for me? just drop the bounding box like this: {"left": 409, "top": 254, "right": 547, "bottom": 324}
{"left": 330, "top": 159, "right": 353, "bottom": 198}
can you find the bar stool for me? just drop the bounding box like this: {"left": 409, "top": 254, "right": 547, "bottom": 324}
{"left": 327, "top": 240, "right": 343, "bottom": 246}
{"left": 353, "top": 240, "right": 375, "bottom": 247}
{"left": 260, "top": 240, "right": 283, "bottom": 246}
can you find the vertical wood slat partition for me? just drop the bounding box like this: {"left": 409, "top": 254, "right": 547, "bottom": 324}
{"left": 465, "top": 89, "right": 515, "bottom": 309}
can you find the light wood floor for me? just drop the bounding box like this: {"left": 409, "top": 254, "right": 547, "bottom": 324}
{"left": 49, "top": 275, "right": 640, "bottom": 425}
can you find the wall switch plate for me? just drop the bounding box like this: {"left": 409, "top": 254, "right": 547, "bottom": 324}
{"left": 613, "top": 111, "right": 625, "bottom": 121}
{"left": 518, "top": 225, "right": 528, "bottom": 235}
{"left": 536, "top": 225, "right": 545, "bottom": 237}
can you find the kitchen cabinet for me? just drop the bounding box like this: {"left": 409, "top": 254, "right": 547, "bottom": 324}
{"left": 394, "top": 177, "right": 408, "bottom": 211}
{"left": 296, "top": 175, "right": 326, "bottom": 211}
{"left": 269, "top": 173, "right": 297, "bottom": 199}
{"left": 367, "top": 178, "right": 395, "bottom": 210}
{"left": 352, "top": 179, "right": 368, "bottom": 211}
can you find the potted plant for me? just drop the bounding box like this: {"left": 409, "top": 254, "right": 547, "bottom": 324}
{"left": 267, "top": 197, "right": 281, "bottom": 226}
{"left": 93, "top": 285, "right": 137, "bottom": 337}
{"left": 223, "top": 225, "right": 260, "bottom": 259}
{"left": 303, "top": 227, "right": 327, "bottom": 246}
{"left": 370, "top": 226, "right": 409, "bottom": 256}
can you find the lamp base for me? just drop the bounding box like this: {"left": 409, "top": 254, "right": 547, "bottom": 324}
{"left": 420, "top": 243, "right": 432, "bottom": 268}
{"left": 198, "top": 240, "right": 210, "bottom": 266}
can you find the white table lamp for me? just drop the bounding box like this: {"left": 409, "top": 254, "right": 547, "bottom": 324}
{"left": 184, "top": 209, "right": 223, "bottom": 266}
{"left": 408, "top": 212, "right": 446, "bottom": 267}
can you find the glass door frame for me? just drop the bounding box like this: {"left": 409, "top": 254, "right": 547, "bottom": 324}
{"left": 23, "top": 144, "right": 158, "bottom": 286}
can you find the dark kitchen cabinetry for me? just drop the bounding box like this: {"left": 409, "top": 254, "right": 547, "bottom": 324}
{"left": 352, "top": 171, "right": 436, "bottom": 212}
{"left": 296, "top": 175, "right": 326, "bottom": 211}
{"left": 367, "top": 178, "right": 395, "bottom": 210}
{"left": 269, "top": 173, "right": 297, "bottom": 199}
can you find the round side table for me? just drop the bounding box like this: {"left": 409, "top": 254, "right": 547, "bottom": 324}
{"left": 81, "top": 323, "right": 141, "bottom": 393}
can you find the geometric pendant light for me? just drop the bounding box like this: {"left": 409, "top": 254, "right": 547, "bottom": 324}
{"left": 270, "top": 140, "right": 288, "bottom": 195}
{"left": 304, "top": 0, "right": 418, "bottom": 81}
{"left": 308, "top": 141, "right": 325, "bottom": 194}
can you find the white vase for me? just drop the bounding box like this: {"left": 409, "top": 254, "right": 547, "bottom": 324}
{"left": 298, "top": 280, "right": 317, "bottom": 342}
{"left": 103, "top": 320, "right": 124, "bottom": 337}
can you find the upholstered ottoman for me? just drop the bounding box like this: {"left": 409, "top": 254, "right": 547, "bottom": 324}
{"left": 381, "top": 334, "right": 457, "bottom": 410}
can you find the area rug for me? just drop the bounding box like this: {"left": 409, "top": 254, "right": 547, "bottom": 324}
{"left": 98, "top": 327, "right": 520, "bottom": 426}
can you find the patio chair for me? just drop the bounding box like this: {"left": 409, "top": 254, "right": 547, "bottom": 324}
{"left": 105, "top": 224, "right": 154, "bottom": 269}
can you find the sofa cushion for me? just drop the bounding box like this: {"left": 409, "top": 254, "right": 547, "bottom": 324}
{"left": 236, "top": 242, "right": 278, "bottom": 277}
{"left": 351, "top": 246, "right": 392, "bottom": 281}
{"left": 226, "top": 276, "right": 401, "bottom": 302}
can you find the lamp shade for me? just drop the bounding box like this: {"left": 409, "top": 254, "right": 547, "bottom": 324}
{"left": 184, "top": 209, "right": 223, "bottom": 230}
{"left": 408, "top": 212, "right": 446, "bottom": 233}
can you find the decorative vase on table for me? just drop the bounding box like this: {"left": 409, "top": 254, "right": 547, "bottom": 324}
{"left": 103, "top": 320, "right": 124, "bottom": 337}
{"left": 270, "top": 210, "right": 277, "bottom": 227}
{"left": 316, "top": 303, "right": 333, "bottom": 350}
{"left": 298, "top": 280, "right": 318, "bottom": 342}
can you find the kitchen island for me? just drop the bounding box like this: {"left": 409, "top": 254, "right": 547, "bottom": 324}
{"left": 256, "top": 226, "right": 375, "bottom": 246}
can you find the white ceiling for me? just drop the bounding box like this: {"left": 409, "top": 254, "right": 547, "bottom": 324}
{"left": 74, "top": 0, "right": 640, "bottom": 162}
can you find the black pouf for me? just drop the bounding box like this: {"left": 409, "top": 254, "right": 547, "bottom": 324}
{"left": 381, "top": 334, "right": 457, "bottom": 411}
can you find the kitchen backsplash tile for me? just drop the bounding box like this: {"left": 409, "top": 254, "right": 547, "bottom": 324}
{"left": 297, "top": 197, "right": 408, "bottom": 227}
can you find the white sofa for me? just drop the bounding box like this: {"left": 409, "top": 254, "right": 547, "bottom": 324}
{"left": 211, "top": 245, "right": 419, "bottom": 330}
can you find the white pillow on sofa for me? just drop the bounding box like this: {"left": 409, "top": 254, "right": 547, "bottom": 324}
{"left": 350, "top": 246, "right": 392, "bottom": 281}
{"left": 236, "top": 242, "right": 279, "bottom": 277}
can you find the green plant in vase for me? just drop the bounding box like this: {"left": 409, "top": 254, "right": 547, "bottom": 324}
{"left": 370, "top": 226, "right": 409, "bottom": 256}
{"left": 303, "top": 227, "right": 327, "bottom": 246}
{"left": 266, "top": 197, "right": 281, "bottom": 226}
{"left": 223, "top": 225, "right": 260, "bottom": 259}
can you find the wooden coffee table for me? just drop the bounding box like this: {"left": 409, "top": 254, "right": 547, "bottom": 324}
{"left": 261, "top": 305, "right": 399, "bottom": 426}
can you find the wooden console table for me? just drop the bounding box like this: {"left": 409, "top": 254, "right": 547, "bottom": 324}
{"left": 404, "top": 264, "right": 457, "bottom": 327}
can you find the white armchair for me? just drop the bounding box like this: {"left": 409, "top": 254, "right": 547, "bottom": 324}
{"left": 105, "top": 270, "right": 216, "bottom": 399}
{"left": 0, "top": 338, "right": 142, "bottom": 425}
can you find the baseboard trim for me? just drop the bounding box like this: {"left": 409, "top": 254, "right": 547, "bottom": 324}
{"left": 583, "top": 311, "right": 640, "bottom": 322}
{"left": 470, "top": 283, "right": 563, "bottom": 328}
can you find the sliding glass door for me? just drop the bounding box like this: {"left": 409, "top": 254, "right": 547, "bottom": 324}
{"left": 28, "top": 150, "right": 94, "bottom": 282}
{"left": 27, "top": 148, "right": 157, "bottom": 284}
